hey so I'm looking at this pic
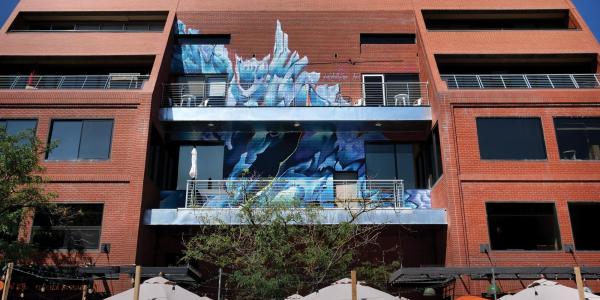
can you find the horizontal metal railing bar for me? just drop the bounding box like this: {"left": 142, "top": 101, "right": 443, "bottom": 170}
{"left": 163, "top": 81, "right": 429, "bottom": 107}
{"left": 442, "top": 73, "right": 600, "bottom": 90}
{"left": 0, "top": 74, "right": 150, "bottom": 90}
{"left": 185, "top": 179, "right": 405, "bottom": 209}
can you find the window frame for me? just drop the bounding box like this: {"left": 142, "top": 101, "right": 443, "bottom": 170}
{"left": 553, "top": 117, "right": 600, "bottom": 161}
{"left": 567, "top": 202, "right": 600, "bottom": 251}
{"left": 0, "top": 119, "right": 38, "bottom": 135}
{"left": 476, "top": 117, "right": 548, "bottom": 161}
{"left": 485, "top": 201, "right": 562, "bottom": 252}
{"left": 30, "top": 202, "right": 105, "bottom": 251}
{"left": 46, "top": 119, "right": 114, "bottom": 161}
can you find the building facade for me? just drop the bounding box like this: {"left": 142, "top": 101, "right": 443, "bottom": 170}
{"left": 0, "top": 0, "right": 599, "bottom": 298}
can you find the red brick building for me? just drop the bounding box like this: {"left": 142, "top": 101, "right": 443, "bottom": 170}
{"left": 1, "top": 0, "right": 599, "bottom": 299}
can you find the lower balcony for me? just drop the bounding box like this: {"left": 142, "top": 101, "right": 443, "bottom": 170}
{"left": 144, "top": 179, "right": 446, "bottom": 225}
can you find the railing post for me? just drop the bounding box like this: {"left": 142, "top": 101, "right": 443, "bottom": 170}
{"left": 523, "top": 75, "right": 532, "bottom": 88}
{"left": 81, "top": 76, "right": 88, "bottom": 89}
{"left": 595, "top": 74, "right": 600, "bottom": 87}
{"left": 185, "top": 180, "right": 190, "bottom": 208}
{"left": 570, "top": 74, "right": 579, "bottom": 89}
{"left": 453, "top": 75, "right": 458, "bottom": 89}
{"left": 58, "top": 76, "right": 66, "bottom": 89}
{"left": 476, "top": 75, "right": 484, "bottom": 89}
{"left": 500, "top": 75, "right": 506, "bottom": 89}
{"left": 9, "top": 76, "right": 19, "bottom": 89}
{"left": 547, "top": 75, "right": 555, "bottom": 88}
{"left": 104, "top": 75, "right": 110, "bottom": 89}
{"left": 424, "top": 82, "right": 429, "bottom": 105}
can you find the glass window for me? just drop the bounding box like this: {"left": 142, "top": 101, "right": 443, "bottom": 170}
{"left": 78, "top": 120, "right": 113, "bottom": 159}
{"left": 476, "top": 117, "right": 547, "bottom": 160}
{"left": 554, "top": 117, "right": 600, "bottom": 160}
{"left": 76, "top": 23, "right": 101, "bottom": 31}
{"left": 487, "top": 202, "right": 561, "bottom": 251}
{"left": 360, "top": 33, "right": 416, "bottom": 44}
{"left": 176, "top": 34, "right": 231, "bottom": 45}
{"left": 28, "top": 23, "right": 52, "bottom": 30}
{"left": 365, "top": 143, "right": 416, "bottom": 189}
{"left": 126, "top": 23, "right": 150, "bottom": 31}
{"left": 568, "top": 203, "right": 600, "bottom": 250}
{"left": 0, "top": 119, "right": 37, "bottom": 135}
{"left": 51, "top": 23, "right": 76, "bottom": 30}
{"left": 31, "top": 203, "right": 103, "bottom": 250}
{"left": 47, "top": 120, "right": 113, "bottom": 160}
{"left": 177, "top": 145, "right": 224, "bottom": 190}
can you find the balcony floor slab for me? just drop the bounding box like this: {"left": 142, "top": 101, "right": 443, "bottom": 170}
{"left": 144, "top": 207, "right": 447, "bottom": 225}
{"left": 160, "top": 106, "right": 431, "bottom": 122}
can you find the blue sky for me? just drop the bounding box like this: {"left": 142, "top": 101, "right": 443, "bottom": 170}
{"left": 0, "top": 0, "right": 598, "bottom": 40}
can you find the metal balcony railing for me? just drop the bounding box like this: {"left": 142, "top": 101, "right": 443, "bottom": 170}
{"left": 0, "top": 74, "right": 150, "bottom": 90}
{"left": 185, "top": 179, "right": 404, "bottom": 209}
{"left": 441, "top": 74, "right": 600, "bottom": 90}
{"left": 163, "top": 82, "right": 429, "bottom": 107}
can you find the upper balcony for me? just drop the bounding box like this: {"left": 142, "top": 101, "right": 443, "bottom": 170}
{"left": 0, "top": 74, "right": 150, "bottom": 90}
{"left": 160, "top": 81, "right": 432, "bottom": 122}
{"left": 442, "top": 73, "right": 600, "bottom": 90}
{"left": 436, "top": 53, "right": 600, "bottom": 91}
{"left": 7, "top": 11, "right": 168, "bottom": 33}
{"left": 0, "top": 55, "right": 153, "bottom": 91}
{"left": 423, "top": 9, "right": 579, "bottom": 31}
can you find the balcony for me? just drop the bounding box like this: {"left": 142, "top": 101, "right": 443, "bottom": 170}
{"left": 0, "top": 74, "right": 150, "bottom": 90}
{"left": 441, "top": 74, "right": 600, "bottom": 90}
{"left": 160, "top": 82, "right": 431, "bottom": 122}
{"left": 163, "top": 82, "right": 429, "bottom": 107}
{"left": 144, "top": 179, "right": 446, "bottom": 225}
{"left": 184, "top": 179, "right": 405, "bottom": 208}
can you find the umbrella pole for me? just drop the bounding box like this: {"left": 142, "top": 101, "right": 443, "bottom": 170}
{"left": 574, "top": 266, "right": 585, "bottom": 300}
{"left": 133, "top": 265, "right": 141, "bottom": 300}
{"left": 351, "top": 270, "right": 357, "bottom": 300}
{"left": 1, "top": 262, "right": 13, "bottom": 300}
{"left": 218, "top": 268, "right": 222, "bottom": 300}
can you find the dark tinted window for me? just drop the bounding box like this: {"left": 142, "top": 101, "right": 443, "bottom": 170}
{"left": 476, "top": 118, "right": 547, "bottom": 160}
{"left": 47, "top": 120, "right": 113, "bottom": 160}
{"left": 554, "top": 117, "right": 600, "bottom": 160}
{"left": 176, "top": 34, "right": 231, "bottom": 45}
{"left": 487, "top": 203, "right": 561, "bottom": 251}
{"left": 78, "top": 120, "right": 113, "bottom": 159}
{"left": 360, "top": 33, "right": 416, "bottom": 44}
{"left": 0, "top": 119, "right": 37, "bottom": 135}
{"left": 32, "top": 203, "right": 103, "bottom": 250}
{"left": 569, "top": 203, "right": 600, "bottom": 250}
{"left": 423, "top": 9, "right": 574, "bottom": 30}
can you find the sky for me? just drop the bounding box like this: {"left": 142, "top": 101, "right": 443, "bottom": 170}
{"left": 0, "top": 0, "right": 598, "bottom": 40}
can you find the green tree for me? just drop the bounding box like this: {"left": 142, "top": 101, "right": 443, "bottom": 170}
{"left": 0, "top": 127, "right": 59, "bottom": 262}
{"left": 183, "top": 185, "right": 393, "bottom": 299}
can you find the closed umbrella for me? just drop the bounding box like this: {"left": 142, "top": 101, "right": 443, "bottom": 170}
{"left": 104, "top": 276, "right": 204, "bottom": 300}
{"left": 302, "top": 278, "right": 406, "bottom": 300}
{"left": 189, "top": 146, "right": 198, "bottom": 179}
{"left": 499, "top": 279, "right": 599, "bottom": 300}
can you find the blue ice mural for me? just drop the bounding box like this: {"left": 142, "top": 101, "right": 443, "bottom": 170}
{"left": 173, "top": 20, "right": 347, "bottom": 107}
{"left": 170, "top": 20, "right": 430, "bottom": 209}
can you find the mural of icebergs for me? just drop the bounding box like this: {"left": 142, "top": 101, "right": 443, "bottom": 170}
{"left": 172, "top": 20, "right": 347, "bottom": 107}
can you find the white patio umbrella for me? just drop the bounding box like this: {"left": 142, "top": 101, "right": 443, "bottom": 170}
{"left": 302, "top": 278, "right": 407, "bottom": 300}
{"left": 285, "top": 293, "right": 304, "bottom": 299}
{"left": 499, "top": 279, "right": 600, "bottom": 300}
{"left": 104, "top": 276, "right": 204, "bottom": 300}
{"left": 189, "top": 146, "right": 198, "bottom": 179}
